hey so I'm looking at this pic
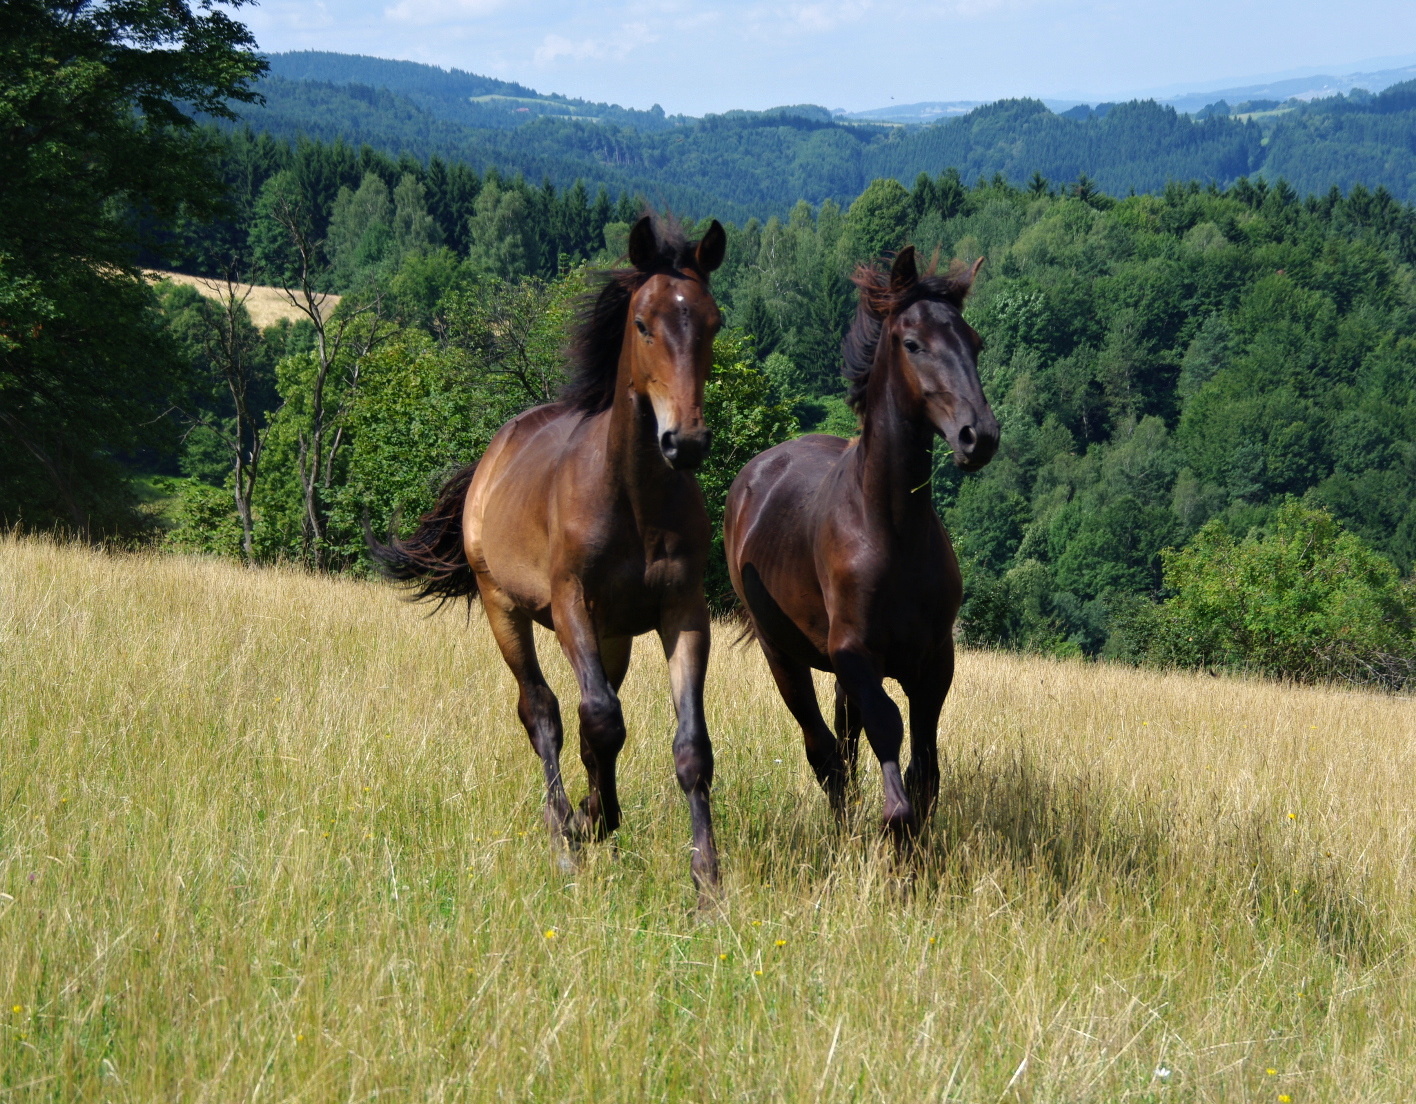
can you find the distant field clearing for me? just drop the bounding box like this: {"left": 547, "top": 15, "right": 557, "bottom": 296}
{"left": 2, "top": 536, "right": 1415, "bottom": 1100}
{"left": 146, "top": 269, "right": 340, "bottom": 328}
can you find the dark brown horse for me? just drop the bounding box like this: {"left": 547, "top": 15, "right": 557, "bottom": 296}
{"left": 724, "top": 247, "right": 997, "bottom": 843}
{"left": 371, "top": 216, "right": 726, "bottom": 904}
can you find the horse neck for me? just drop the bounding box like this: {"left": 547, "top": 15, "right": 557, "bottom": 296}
{"left": 854, "top": 341, "right": 937, "bottom": 531}
{"left": 603, "top": 343, "right": 674, "bottom": 518}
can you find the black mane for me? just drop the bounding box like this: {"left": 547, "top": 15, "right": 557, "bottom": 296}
{"left": 560, "top": 218, "right": 708, "bottom": 415}
{"left": 842, "top": 261, "right": 974, "bottom": 413}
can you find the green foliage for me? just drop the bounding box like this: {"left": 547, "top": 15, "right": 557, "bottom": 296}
{"left": 700, "top": 331, "right": 798, "bottom": 610}
{"left": 1118, "top": 504, "right": 1416, "bottom": 687}
{"left": 161, "top": 477, "right": 244, "bottom": 557}
{"left": 844, "top": 178, "right": 913, "bottom": 261}
{"left": 465, "top": 179, "right": 534, "bottom": 279}
{"left": 0, "top": 0, "right": 264, "bottom": 536}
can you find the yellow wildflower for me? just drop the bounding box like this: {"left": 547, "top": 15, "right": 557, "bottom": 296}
{"left": 775, "top": 939, "right": 786, "bottom": 947}
{"left": 543, "top": 929, "right": 557, "bottom": 940}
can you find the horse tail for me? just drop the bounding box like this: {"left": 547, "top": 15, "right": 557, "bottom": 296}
{"left": 365, "top": 461, "right": 481, "bottom": 610}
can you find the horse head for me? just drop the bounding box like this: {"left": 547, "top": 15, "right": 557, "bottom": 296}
{"left": 852, "top": 246, "right": 999, "bottom": 471}
{"left": 623, "top": 215, "right": 726, "bottom": 471}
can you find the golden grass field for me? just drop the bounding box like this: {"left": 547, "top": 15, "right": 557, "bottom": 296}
{"left": 145, "top": 270, "right": 342, "bottom": 329}
{"left": 2, "top": 535, "right": 1415, "bottom": 1101}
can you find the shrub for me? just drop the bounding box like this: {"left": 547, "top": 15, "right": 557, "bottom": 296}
{"left": 1121, "top": 502, "right": 1416, "bottom": 687}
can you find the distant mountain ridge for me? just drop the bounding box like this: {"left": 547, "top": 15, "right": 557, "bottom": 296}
{"left": 842, "top": 62, "right": 1416, "bottom": 125}
{"left": 263, "top": 51, "right": 689, "bottom": 131}
{"left": 231, "top": 53, "right": 1416, "bottom": 219}
{"left": 1158, "top": 64, "right": 1416, "bottom": 113}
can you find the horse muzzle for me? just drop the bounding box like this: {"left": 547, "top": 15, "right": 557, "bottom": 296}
{"left": 660, "top": 428, "right": 712, "bottom": 471}
{"left": 950, "top": 415, "right": 999, "bottom": 472}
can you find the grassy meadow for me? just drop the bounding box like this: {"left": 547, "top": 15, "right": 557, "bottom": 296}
{"left": 2, "top": 535, "right": 1416, "bottom": 1101}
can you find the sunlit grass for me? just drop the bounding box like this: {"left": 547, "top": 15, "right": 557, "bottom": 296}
{"left": 2, "top": 534, "right": 1415, "bottom": 1100}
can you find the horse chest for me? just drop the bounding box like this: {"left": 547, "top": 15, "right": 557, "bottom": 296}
{"left": 583, "top": 526, "right": 694, "bottom": 625}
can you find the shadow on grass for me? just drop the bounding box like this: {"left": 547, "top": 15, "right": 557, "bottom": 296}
{"left": 728, "top": 745, "right": 1391, "bottom": 965}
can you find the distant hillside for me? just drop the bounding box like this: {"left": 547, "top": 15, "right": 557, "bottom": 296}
{"left": 227, "top": 54, "right": 1416, "bottom": 218}
{"left": 1161, "top": 63, "right": 1416, "bottom": 114}
{"left": 263, "top": 52, "right": 689, "bottom": 132}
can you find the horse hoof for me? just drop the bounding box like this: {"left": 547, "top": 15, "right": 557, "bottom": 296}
{"left": 567, "top": 808, "right": 594, "bottom": 843}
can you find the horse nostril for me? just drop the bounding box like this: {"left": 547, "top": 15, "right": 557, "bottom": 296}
{"left": 660, "top": 430, "right": 678, "bottom": 457}
{"left": 958, "top": 425, "right": 977, "bottom": 450}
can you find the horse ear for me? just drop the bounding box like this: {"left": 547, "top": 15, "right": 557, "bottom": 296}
{"left": 627, "top": 216, "right": 657, "bottom": 269}
{"left": 954, "top": 255, "right": 985, "bottom": 301}
{"left": 890, "top": 246, "right": 918, "bottom": 291}
{"left": 696, "top": 220, "right": 726, "bottom": 273}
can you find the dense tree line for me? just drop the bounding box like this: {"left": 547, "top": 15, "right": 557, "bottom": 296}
{"left": 156, "top": 128, "right": 645, "bottom": 282}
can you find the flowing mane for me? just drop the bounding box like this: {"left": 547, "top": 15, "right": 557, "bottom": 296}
{"left": 841, "top": 256, "right": 976, "bottom": 413}
{"left": 561, "top": 218, "right": 712, "bottom": 415}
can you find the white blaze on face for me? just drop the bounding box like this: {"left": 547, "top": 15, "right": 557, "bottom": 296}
{"left": 650, "top": 391, "right": 675, "bottom": 446}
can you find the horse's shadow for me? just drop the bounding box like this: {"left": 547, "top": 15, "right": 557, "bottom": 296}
{"left": 724, "top": 747, "right": 1387, "bottom": 964}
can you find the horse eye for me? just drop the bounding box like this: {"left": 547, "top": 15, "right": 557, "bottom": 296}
{"left": 903, "top": 338, "right": 921, "bottom": 354}
{"left": 635, "top": 318, "right": 648, "bottom": 335}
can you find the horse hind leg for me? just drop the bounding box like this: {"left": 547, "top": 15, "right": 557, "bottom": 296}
{"left": 832, "top": 678, "right": 863, "bottom": 787}
{"left": 760, "top": 639, "right": 847, "bottom": 816}
{"left": 481, "top": 593, "right": 573, "bottom": 864}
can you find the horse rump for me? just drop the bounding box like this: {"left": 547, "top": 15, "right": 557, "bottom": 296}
{"left": 365, "top": 461, "right": 480, "bottom": 609}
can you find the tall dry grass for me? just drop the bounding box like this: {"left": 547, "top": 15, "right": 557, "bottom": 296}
{"left": 2, "top": 534, "right": 1414, "bottom": 1101}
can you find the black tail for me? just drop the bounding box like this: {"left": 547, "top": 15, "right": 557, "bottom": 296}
{"left": 365, "top": 461, "right": 481, "bottom": 610}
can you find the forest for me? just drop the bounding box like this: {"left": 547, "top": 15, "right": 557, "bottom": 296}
{"left": 4, "top": 8, "right": 1415, "bottom": 685}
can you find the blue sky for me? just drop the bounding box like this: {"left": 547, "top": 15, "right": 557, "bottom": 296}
{"left": 241, "top": 0, "right": 1416, "bottom": 116}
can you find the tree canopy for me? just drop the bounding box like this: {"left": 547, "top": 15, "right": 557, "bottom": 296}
{"left": 0, "top": 0, "right": 265, "bottom": 534}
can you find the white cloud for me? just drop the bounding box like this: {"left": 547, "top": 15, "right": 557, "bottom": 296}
{"left": 786, "top": 1, "right": 873, "bottom": 33}
{"left": 383, "top": 0, "right": 507, "bottom": 26}
{"left": 533, "top": 21, "right": 658, "bottom": 65}
{"left": 243, "top": 0, "right": 338, "bottom": 35}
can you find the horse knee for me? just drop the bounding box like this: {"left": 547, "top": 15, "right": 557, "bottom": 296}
{"left": 579, "top": 692, "right": 625, "bottom": 753}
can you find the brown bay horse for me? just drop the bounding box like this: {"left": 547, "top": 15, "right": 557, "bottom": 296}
{"left": 371, "top": 216, "right": 726, "bottom": 904}
{"left": 724, "top": 247, "right": 998, "bottom": 844}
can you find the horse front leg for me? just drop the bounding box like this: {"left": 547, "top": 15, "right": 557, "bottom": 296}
{"left": 830, "top": 646, "right": 913, "bottom": 848}
{"left": 553, "top": 593, "right": 627, "bottom": 842}
{"left": 902, "top": 645, "right": 953, "bottom": 826}
{"left": 659, "top": 597, "right": 721, "bottom": 907}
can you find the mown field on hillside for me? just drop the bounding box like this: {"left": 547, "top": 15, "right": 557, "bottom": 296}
{"left": 2, "top": 537, "right": 1415, "bottom": 1101}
